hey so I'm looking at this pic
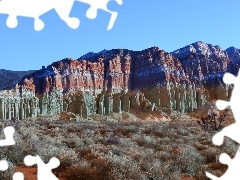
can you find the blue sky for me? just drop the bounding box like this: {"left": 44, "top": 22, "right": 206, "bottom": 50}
{"left": 1, "top": 0, "right": 240, "bottom": 71}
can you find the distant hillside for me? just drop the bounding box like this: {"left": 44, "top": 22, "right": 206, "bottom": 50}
{"left": 0, "top": 69, "right": 35, "bottom": 91}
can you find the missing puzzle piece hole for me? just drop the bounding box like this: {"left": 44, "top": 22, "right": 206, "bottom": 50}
{"left": 65, "top": 17, "right": 80, "bottom": 29}
{"left": 219, "top": 153, "right": 231, "bottom": 165}
{"left": 13, "top": 172, "right": 24, "bottom": 180}
{"left": 34, "top": 18, "right": 45, "bottom": 31}
{"left": 107, "top": 11, "right": 117, "bottom": 30}
{"left": 6, "top": 16, "right": 18, "bottom": 28}
{"left": 216, "top": 100, "right": 229, "bottom": 111}
{"left": 0, "top": 160, "right": 8, "bottom": 171}
{"left": 212, "top": 133, "right": 224, "bottom": 146}
{"left": 223, "top": 72, "right": 236, "bottom": 84}
{"left": 24, "top": 155, "right": 35, "bottom": 166}
{"left": 0, "top": 126, "right": 15, "bottom": 146}
{"left": 48, "top": 157, "right": 60, "bottom": 168}
{"left": 86, "top": 8, "right": 97, "bottom": 19}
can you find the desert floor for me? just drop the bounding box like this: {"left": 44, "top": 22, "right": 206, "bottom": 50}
{"left": 0, "top": 107, "right": 238, "bottom": 180}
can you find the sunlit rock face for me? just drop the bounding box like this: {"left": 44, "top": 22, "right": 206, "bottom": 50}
{"left": 170, "top": 41, "right": 229, "bottom": 87}
{"left": 2, "top": 41, "right": 240, "bottom": 120}
{"left": 18, "top": 47, "right": 189, "bottom": 95}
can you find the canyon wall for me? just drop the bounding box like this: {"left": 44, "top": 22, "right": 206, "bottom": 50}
{"left": 0, "top": 41, "right": 238, "bottom": 120}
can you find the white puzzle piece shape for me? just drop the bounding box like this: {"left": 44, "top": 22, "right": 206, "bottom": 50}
{"left": 206, "top": 148, "right": 240, "bottom": 179}
{"left": 0, "top": 0, "right": 80, "bottom": 31}
{"left": 0, "top": 126, "right": 15, "bottom": 146}
{"left": 207, "top": 70, "right": 240, "bottom": 179}
{"left": 13, "top": 172, "right": 24, "bottom": 180}
{"left": 0, "top": 160, "right": 8, "bottom": 171}
{"left": 76, "top": 0, "right": 123, "bottom": 30}
{"left": 24, "top": 155, "right": 60, "bottom": 180}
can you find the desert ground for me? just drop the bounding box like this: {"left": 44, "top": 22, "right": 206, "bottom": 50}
{"left": 0, "top": 105, "right": 238, "bottom": 180}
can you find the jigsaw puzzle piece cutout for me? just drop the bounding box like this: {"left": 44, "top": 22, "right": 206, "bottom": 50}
{"left": 212, "top": 70, "right": 240, "bottom": 146}
{"left": 216, "top": 100, "right": 229, "bottom": 111}
{"left": 53, "top": 0, "right": 80, "bottom": 29}
{"left": 222, "top": 72, "right": 236, "bottom": 84}
{"left": 13, "top": 172, "right": 24, "bottom": 180}
{"left": 0, "top": 127, "right": 15, "bottom": 172}
{"left": 76, "top": 0, "right": 123, "bottom": 30}
{"left": 207, "top": 70, "right": 240, "bottom": 179}
{"left": 211, "top": 115, "right": 240, "bottom": 146}
{"left": 0, "top": 126, "right": 15, "bottom": 146}
{"left": 24, "top": 155, "right": 60, "bottom": 180}
{"left": 206, "top": 148, "right": 240, "bottom": 179}
{"left": 0, "top": 160, "right": 8, "bottom": 171}
{"left": 0, "top": 0, "right": 53, "bottom": 31}
{"left": 0, "top": 0, "right": 80, "bottom": 31}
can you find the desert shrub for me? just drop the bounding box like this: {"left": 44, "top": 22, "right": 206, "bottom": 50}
{"left": 103, "top": 152, "right": 146, "bottom": 179}
{"left": 54, "top": 149, "right": 83, "bottom": 174}
{"left": 0, "top": 131, "right": 37, "bottom": 165}
{"left": 206, "top": 162, "right": 227, "bottom": 171}
{"left": 0, "top": 115, "right": 234, "bottom": 179}
{"left": 200, "top": 147, "right": 219, "bottom": 163}
{"left": 176, "top": 146, "right": 205, "bottom": 176}
{"left": 197, "top": 113, "right": 227, "bottom": 132}
{"left": 193, "top": 166, "right": 209, "bottom": 180}
{"left": 221, "top": 138, "right": 238, "bottom": 158}
{"left": 157, "top": 137, "right": 170, "bottom": 145}
{"left": 54, "top": 157, "right": 106, "bottom": 180}
{"left": 105, "top": 132, "right": 120, "bottom": 145}
{"left": 133, "top": 134, "right": 156, "bottom": 147}
{"left": 194, "top": 142, "right": 208, "bottom": 151}
{"left": 110, "top": 147, "right": 122, "bottom": 156}
{"left": 154, "top": 151, "right": 171, "bottom": 162}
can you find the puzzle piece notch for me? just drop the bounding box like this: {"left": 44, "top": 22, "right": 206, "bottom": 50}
{"left": 0, "top": 0, "right": 80, "bottom": 31}
{"left": 0, "top": 126, "right": 15, "bottom": 175}
{"left": 207, "top": 70, "right": 240, "bottom": 179}
{"left": 0, "top": 126, "right": 15, "bottom": 146}
{"left": 0, "top": 160, "right": 8, "bottom": 171}
{"left": 13, "top": 172, "right": 24, "bottom": 180}
{"left": 24, "top": 155, "right": 60, "bottom": 180}
{"left": 206, "top": 148, "right": 240, "bottom": 179}
{"left": 212, "top": 70, "right": 240, "bottom": 146}
{"left": 76, "top": 0, "right": 123, "bottom": 30}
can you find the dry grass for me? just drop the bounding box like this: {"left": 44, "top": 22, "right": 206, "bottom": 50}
{"left": 0, "top": 110, "right": 238, "bottom": 179}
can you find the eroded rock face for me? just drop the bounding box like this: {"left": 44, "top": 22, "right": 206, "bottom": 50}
{"left": 19, "top": 42, "right": 237, "bottom": 96}
{"left": 171, "top": 41, "right": 229, "bottom": 87}
{"left": 0, "top": 81, "right": 211, "bottom": 120}
{"left": 132, "top": 47, "right": 188, "bottom": 89}
{"left": 2, "top": 41, "right": 240, "bottom": 120}
{"left": 18, "top": 47, "right": 190, "bottom": 95}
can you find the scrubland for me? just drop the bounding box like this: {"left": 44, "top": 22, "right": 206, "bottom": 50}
{"left": 0, "top": 109, "right": 238, "bottom": 180}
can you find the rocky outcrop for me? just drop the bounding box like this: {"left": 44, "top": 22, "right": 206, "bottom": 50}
{"left": 0, "top": 80, "right": 212, "bottom": 120}
{"left": 2, "top": 41, "right": 240, "bottom": 120}
{"left": 18, "top": 42, "right": 237, "bottom": 97}
{"left": 0, "top": 86, "right": 38, "bottom": 120}
{"left": 18, "top": 47, "right": 190, "bottom": 95}
{"left": 225, "top": 47, "right": 240, "bottom": 75}
{"left": 170, "top": 41, "right": 229, "bottom": 87}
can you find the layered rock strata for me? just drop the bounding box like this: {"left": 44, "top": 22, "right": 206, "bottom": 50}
{"left": 1, "top": 41, "right": 239, "bottom": 120}
{"left": 18, "top": 47, "right": 189, "bottom": 95}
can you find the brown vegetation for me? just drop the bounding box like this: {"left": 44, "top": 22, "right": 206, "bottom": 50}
{"left": 0, "top": 110, "right": 238, "bottom": 180}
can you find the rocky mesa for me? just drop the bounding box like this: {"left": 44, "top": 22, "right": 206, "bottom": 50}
{"left": 0, "top": 41, "right": 238, "bottom": 120}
